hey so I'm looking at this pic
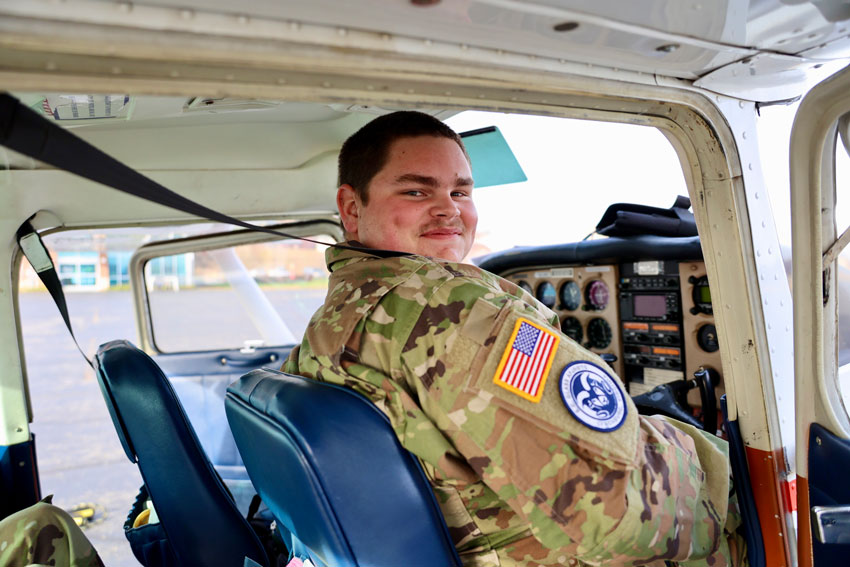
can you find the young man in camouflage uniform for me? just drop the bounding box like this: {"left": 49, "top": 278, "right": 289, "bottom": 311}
{"left": 0, "top": 496, "right": 104, "bottom": 566}
{"left": 284, "top": 111, "right": 742, "bottom": 566}
{"left": 0, "top": 110, "right": 739, "bottom": 567}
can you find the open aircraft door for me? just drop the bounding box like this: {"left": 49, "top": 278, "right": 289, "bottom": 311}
{"left": 791, "top": 64, "right": 850, "bottom": 566}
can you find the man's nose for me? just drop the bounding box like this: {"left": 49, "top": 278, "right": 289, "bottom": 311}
{"left": 431, "top": 191, "right": 459, "bottom": 217}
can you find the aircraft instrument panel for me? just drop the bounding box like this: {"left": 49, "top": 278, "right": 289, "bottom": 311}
{"left": 499, "top": 258, "right": 723, "bottom": 406}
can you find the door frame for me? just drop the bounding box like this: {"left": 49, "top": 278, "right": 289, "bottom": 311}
{"left": 790, "top": 64, "right": 850, "bottom": 566}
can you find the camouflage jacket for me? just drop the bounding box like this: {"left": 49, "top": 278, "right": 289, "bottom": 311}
{"left": 0, "top": 497, "right": 104, "bottom": 567}
{"left": 285, "top": 246, "right": 738, "bottom": 567}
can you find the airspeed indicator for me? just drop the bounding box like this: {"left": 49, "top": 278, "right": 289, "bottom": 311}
{"left": 536, "top": 281, "right": 557, "bottom": 309}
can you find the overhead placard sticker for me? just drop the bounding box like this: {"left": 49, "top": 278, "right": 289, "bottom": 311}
{"left": 559, "top": 361, "right": 627, "bottom": 432}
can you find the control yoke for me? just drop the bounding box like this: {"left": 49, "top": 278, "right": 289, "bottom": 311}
{"left": 631, "top": 367, "right": 719, "bottom": 432}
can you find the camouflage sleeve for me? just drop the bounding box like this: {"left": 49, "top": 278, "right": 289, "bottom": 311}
{"left": 0, "top": 498, "right": 104, "bottom": 567}
{"left": 282, "top": 344, "right": 299, "bottom": 374}
{"left": 397, "top": 279, "right": 733, "bottom": 566}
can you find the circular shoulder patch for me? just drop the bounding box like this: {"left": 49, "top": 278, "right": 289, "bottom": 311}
{"left": 559, "top": 361, "right": 627, "bottom": 432}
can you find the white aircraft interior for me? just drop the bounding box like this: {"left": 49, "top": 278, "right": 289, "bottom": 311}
{"left": 2, "top": 1, "right": 850, "bottom": 566}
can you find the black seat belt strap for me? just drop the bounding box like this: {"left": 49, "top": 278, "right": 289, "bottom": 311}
{"left": 15, "top": 220, "right": 93, "bottom": 367}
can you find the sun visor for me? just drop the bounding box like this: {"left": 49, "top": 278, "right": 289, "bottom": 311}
{"left": 460, "top": 126, "right": 527, "bottom": 188}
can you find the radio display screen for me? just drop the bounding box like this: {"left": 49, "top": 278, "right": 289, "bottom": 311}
{"left": 634, "top": 294, "right": 667, "bottom": 317}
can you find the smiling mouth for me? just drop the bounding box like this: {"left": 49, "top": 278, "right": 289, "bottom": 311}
{"left": 421, "top": 228, "right": 462, "bottom": 238}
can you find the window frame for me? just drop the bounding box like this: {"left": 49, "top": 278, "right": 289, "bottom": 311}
{"left": 129, "top": 218, "right": 342, "bottom": 355}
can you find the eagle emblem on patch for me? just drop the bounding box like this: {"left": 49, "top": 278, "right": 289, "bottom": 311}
{"left": 492, "top": 318, "right": 559, "bottom": 403}
{"left": 559, "top": 361, "right": 627, "bottom": 432}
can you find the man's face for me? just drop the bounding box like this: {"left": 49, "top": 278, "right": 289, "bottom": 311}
{"left": 337, "top": 135, "right": 477, "bottom": 262}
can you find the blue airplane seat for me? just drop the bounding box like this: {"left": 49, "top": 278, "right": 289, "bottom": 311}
{"left": 94, "top": 340, "right": 269, "bottom": 567}
{"left": 225, "top": 368, "right": 463, "bottom": 567}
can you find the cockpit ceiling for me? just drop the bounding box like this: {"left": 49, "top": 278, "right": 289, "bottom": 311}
{"left": 3, "top": 0, "right": 849, "bottom": 102}
{"left": 2, "top": 96, "right": 451, "bottom": 171}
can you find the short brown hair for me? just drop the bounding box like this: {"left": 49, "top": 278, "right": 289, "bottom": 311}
{"left": 337, "top": 111, "right": 469, "bottom": 204}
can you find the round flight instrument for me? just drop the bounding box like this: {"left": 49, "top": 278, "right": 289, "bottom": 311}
{"left": 517, "top": 280, "right": 533, "bottom": 295}
{"left": 585, "top": 280, "right": 610, "bottom": 310}
{"left": 560, "top": 316, "right": 583, "bottom": 343}
{"left": 697, "top": 323, "right": 720, "bottom": 352}
{"left": 559, "top": 280, "right": 581, "bottom": 311}
{"left": 586, "top": 318, "right": 612, "bottom": 349}
{"left": 536, "top": 281, "right": 557, "bottom": 309}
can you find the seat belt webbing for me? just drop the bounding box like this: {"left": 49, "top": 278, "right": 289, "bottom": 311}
{"left": 15, "top": 220, "right": 93, "bottom": 366}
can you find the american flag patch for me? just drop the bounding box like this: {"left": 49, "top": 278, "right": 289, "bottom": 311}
{"left": 492, "top": 318, "right": 560, "bottom": 402}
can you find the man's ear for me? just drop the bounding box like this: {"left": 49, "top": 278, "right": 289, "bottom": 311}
{"left": 337, "top": 184, "right": 361, "bottom": 238}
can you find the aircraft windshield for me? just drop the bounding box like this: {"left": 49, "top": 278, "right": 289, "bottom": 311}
{"left": 445, "top": 111, "right": 689, "bottom": 256}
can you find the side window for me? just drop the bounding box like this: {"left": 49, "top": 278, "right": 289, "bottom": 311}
{"left": 136, "top": 225, "right": 337, "bottom": 353}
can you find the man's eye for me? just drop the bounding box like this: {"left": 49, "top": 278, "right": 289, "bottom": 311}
{"left": 452, "top": 191, "right": 470, "bottom": 198}
{"left": 403, "top": 190, "right": 424, "bottom": 196}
